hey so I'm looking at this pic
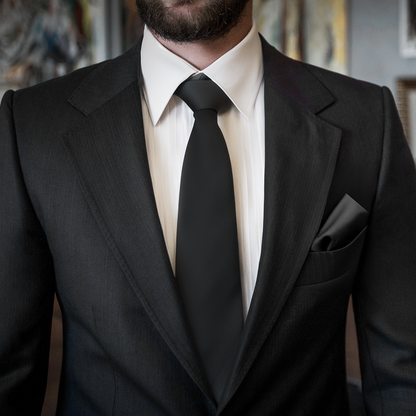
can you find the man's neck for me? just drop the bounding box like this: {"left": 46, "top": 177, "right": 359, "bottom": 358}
{"left": 152, "top": 2, "right": 253, "bottom": 70}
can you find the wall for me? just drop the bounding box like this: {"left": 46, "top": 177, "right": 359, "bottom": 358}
{"left": 349, "top": 0, "right": 416, "bottom": 99}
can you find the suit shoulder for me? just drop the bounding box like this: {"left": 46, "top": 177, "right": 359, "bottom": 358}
{"left": 7, "top": 61, "right": 110, "bottom": 143}
{"left": 12, "top": 61, "right": 106, "bottom": 109}
{"left": 12, "top": 39, "right": 141, "bottom": 111}
{"left": 301, "top": 61, "right": 384, "bottom": 106}
{"left": 13, "top": 40, "right": 141, "bottom": 121}
{"left": 261, "top": 36, "right": 383, "bottom": 106}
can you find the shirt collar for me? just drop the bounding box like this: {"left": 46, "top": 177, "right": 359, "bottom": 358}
{"left": 141, "top": 23, "right": 264, "bottom": 125}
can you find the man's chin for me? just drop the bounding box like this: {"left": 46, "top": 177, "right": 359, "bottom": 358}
{"left": 136, "top": 0, "right": 250, "bottom": 43}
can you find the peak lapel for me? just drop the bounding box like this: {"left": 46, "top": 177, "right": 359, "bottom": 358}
{"left": 218, "top": 39, "right": 342, "bottom": 412}
{"left": 62, "top": 42, "right": 214, "bottom": 401}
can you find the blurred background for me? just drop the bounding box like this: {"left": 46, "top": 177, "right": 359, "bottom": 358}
{"left": 1, "top": 1, "right": 416, "bottom": 415}
{"left": 0, "top": 0, "right": 140, "bottom": 94}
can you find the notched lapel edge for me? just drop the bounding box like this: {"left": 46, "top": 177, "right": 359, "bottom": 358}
{"left": 218, "top": 39, "right": 342, "bottom": 413}
{"left": 68, "top": 39, "right": 143, "bottom": 116}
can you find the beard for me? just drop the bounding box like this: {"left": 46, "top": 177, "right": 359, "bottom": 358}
{"left": 135, "top": 0, "right": 250, "bottom": 43}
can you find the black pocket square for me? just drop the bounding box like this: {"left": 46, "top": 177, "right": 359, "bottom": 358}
{"left": 311, "top": 194, "right": 368, "bottom": 252}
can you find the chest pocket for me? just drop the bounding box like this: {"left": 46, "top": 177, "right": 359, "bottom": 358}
{"left": 295, "top": 225, "right": 367, "bottom": 286}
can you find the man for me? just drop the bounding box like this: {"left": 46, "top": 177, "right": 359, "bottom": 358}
{"left": 1, "top": 0, "right": 416, "bottom": 414}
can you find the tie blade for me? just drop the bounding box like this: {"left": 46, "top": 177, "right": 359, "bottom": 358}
{"left": 175, "top": 76, "right": 243, "bottom": 402}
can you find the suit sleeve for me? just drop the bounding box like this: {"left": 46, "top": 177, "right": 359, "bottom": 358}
{"left": 0, "top": 90, "right": 55, "bottom": 415}
{"left": 353, "top": 86, "right": 416, "bottom": 415}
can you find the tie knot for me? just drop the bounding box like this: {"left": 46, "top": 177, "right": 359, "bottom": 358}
{"left": 175, "top": 75, "right": 231, "bottom": 114}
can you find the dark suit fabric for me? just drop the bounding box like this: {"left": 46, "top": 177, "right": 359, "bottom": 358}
{"left": 1, "top": 38, "right": 416, "bottom": 415}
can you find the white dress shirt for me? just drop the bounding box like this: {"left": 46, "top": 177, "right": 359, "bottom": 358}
{"left": 141, "top": 24, "right": 265, "bottom": 316}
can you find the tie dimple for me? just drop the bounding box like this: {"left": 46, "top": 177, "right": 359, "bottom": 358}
{"left": 175, "top": 75, "right": 231, "bottom": 113}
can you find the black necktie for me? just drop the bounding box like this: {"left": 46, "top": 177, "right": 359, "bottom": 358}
{"left": 175, "top": 75, "right": 243, "bottom": 403}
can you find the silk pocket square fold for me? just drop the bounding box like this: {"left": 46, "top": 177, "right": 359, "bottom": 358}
{"left": 311, "top": 194, "right": 368, "bottom": 252}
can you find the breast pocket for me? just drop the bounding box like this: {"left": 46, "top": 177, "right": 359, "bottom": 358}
{"left": 295, "top": 226, "right": 367, "bottom": 286}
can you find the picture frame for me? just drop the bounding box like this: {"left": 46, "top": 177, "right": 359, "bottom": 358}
{"left": 399, "top": 0, "right": 416, "bottom": 58}
{"left": 397, "top": 77, "right": 416, "bottom": 156}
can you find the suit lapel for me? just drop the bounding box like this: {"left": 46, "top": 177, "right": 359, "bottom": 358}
{"left": 62, "top": 43, "right": 214, "bottom": 401}
{"left": 218, "top": 39, "right": 342, "bottom": 412}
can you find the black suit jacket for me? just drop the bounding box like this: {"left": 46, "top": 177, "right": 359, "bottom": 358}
{"left": 1, "top": 37, "right": 416, "bottom": 415}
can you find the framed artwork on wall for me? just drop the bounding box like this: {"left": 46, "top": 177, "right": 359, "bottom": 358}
{"left": 253, "top": 0, "right": 348, "bottom": 74}
{"left": 0, "top": 0, "right": 107, "bottom": 93}
{"left": 397, "top": 78, "right": 416, "bottom": 157}
{"left": 399, "top": 0, "right": 416, "bottom": 58}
